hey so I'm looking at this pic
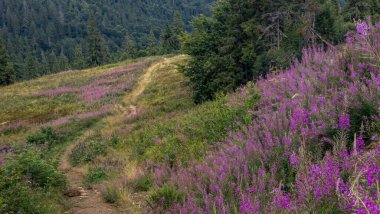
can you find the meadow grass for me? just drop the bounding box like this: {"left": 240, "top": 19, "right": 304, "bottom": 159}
{"left": 0, "top": 56, "right": 161, "bottom": 213}
{"left": 0, "top": 54, "right": 258, "bottom": 213}
{"left": 0, "top": 57, "right": 159, "bottom": 144}
{"left": 77, "top": 55, "right": 260, "bottom": 213}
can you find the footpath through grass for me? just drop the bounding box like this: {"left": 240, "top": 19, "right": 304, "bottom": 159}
{"left": 0, "top": 57, "right": 160, "bottom": 213}
{"left": 72, "top": 55, "right": 259, "bottom": 212}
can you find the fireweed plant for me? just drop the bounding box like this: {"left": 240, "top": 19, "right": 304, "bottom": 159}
{"left": 149, "top": 21, "right": 380, "bottom": 213}
{"left": 32, "top": 61, "right": 145, "bottom": 102}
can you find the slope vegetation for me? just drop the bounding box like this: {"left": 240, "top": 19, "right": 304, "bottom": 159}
{"left": 0, "top": 21, "right": 379, "bottom": 214}
{"left": 0, "top": 55, "right": 198, "bottom": 213}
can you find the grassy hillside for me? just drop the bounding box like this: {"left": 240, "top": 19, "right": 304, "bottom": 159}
{"left": 0, "top": 54, "right": 214, "bottom": 213}
{"left": 0, "top": 56, "right": 163, "bottom": 213}
{"left": 0, "top": 21, "right": 379, "bottom": 214}
{"left": 0, "top": 53, "right": 257, "bottom": 213}
{"left": 0, "top": 58, "right": 156, "bottom": 143}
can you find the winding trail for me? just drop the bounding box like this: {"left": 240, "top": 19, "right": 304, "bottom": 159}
{"left": 59, "top": 58, "right": 166, "bottom": 214}
{"left": 123, "top": 59, "right": 163, "bottom": 105}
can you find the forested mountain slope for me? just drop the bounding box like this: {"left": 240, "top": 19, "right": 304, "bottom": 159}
{"left": 0, "top": 0, "right": 213, "bottom": 79}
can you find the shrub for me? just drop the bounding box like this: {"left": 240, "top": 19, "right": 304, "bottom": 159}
{"left": 86, "top": 167, "right": 107, "bottom": 184}
{"left": 149, "top": 184, "right": 184, "bottom": 210}
{"left": 0, "top": 152, "right": 66, "bottom": 213}
{"left": 134, "top": 174, "right": 153, "bottom": 192}
{"left": 27, "top": 127, "right": 58, "bottom": 147}
{"left": 349, "top": 99, "right": 379, "bottom": 144}
{"left": 70, "top": 140, "right": 107, "bottom": 165}
{"left": 102, "top": 186, "right": 120, "bottom": 204}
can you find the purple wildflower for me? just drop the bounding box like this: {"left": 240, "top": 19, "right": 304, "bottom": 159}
{"left": 356, "top": 21, "right": 370, "bottom": 36}
{"left": 289, "top": 153, "right": 298, "bottom": 168}
{"left": 338, "top": 114, "right": 350, "bottom": 130}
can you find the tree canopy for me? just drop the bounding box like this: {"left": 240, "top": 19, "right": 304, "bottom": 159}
{"left": 0, "top": 0, "right": 213, "bottom": 80}
{"left": 181, "top": 0, "right": 379, "bottom": 103}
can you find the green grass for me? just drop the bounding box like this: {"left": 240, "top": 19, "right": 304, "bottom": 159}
{"left": 0, "top": 55, "right": 258, "bottom": 212}
{"left": 102, "top": 185, "right": 121, "bottom": 204}
{"left": 124, "top": 93, "right": 257, "bottom": 166}
{"left": 86, "top": 167, "right": 108, "bottom": 184}
{"left": 0, "top": 56, "right": 161, "bottom": 213}
{"left": 0, "top": 57, "right": 159, "bottom": 144}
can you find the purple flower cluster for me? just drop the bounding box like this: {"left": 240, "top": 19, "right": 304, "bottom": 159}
{"left": 32, "top": 86, "right": 78, "bottom": 96}
{"left": 0, "top": 120, "right": 29, "bottom": 133}
{"left": 32, "top": 61, "right": 145, "bottom": 102}
{"left": 46, "top": 108, "right": 111, "bottom": 127}
{"left": 338, "top": 114, "right": 350, "bottom": 130}
{"left": 356, "top": 21, "right": 370, "bottom": 36}
{"left": 149, "top": 21, "right": 380, "bottom": 213}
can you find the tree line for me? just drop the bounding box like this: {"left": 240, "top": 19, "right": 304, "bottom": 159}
{"left": 0, "top": 0, "right": 212, "bottom": 84}
{"left": 181, "top": 0, "right": 379, "bottom": 103}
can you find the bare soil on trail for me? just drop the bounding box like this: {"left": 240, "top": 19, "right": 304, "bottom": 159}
{"left": 59, "top": 59, "right": 167, "bottom": 214}
{"left": 123, "top": 59, "right": 163, "bottom": 105}
{"left": 59, "top": 131, "right": 118, "bottom": 214}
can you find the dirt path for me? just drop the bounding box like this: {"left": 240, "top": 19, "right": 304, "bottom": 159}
{"left": 123, "top": 59, "right": 164, "bottom": 105}
{"left": 59, "top": 59, "right": 166, "bottom": 214}
{"left": 59, "top": 130, "right": 117, "bottom": 214}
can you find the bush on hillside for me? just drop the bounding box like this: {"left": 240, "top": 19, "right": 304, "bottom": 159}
{"left": 0, "top": 152, "right": 66, "bottom": 213}
{"left": 86, "top": 167, "right": 108, "bottom": 185}
{"left": 70, "top": 140, "right": 108, "bottom": 165}
{"left": 27, "top": 127, "right": 59, "bottom": 147}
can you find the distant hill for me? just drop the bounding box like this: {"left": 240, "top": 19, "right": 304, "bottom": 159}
{"left": 0, "top": 0, "right": 213, "bottom": 79}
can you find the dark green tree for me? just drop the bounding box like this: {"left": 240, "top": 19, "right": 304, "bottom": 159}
{"left": 49, "top": 51, "right": 60, "bottom": 73}
{"left": 59, "top": 50, "right": 69, "bottom": 71}
{"left": 122, "top": 32, "right": 138, "bottom": 59}
{"left": 148, "top": 30, "right": 157, "bottom": 55}
{"left": 172, "top": 12, "right": 185, "bottom": 36}
{"left": 182, "top": 0, "right": 262, "bottom": 103}
{"left": 39, "top": 52, "right": 50, "bottom": 75}
{"left": 343, "top": 0, "right": 380, "bottom": 21}
{"left": 86, "top": 13, "right": 108, "bottom": 66}
{"left": 159, "top": 25, "right": 180, "bottom": 54}
{"left": 0, "top": 39, "right": 15, "bottom": 85}
{"left": 73, "top": 45, "right": 85, "bottom": 69}
{"left": 24, "top": 52, "right": 39, "bottom": 79}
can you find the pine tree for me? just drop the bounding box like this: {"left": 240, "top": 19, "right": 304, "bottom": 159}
{"left": 343, "top": 0, "right": 380, "bottom": 21}
{"left": 148, "top": 30, "right": 157, "bottom": 55}
{"left": 40, "top": 51, "right": 50, "bottom": 75}
{"left": 0, "top": 39, "right": 15, "bottom": 85}
{"left": 159, "top": 25, "right": 178, "bottom": 54}
{"left": 59, "top": 50, "right": 69, "bottom": 71}
{"left": 87, "top": 13, "right": 108, "bottom": 66}
{"left": 24, "top": 52, "right": 38, "bottom": 79}
{"left": 122, "top": 32, "right": 137, "bottom": 59}
{"left": 73, "top": 45, "right": 85, "bottom": 69}
{"left": 172, "top": 12, "right": 185, "bottom": 35}
{"left": 49, "top": 50, "right": 60, "bottom": 73}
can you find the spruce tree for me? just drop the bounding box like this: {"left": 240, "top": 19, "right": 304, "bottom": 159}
{"left": 24, "top": 52, "right": 39, "bottom": 79}
{"left": 40, "top": 51, "right": 50, "bottom": 75}
{"left": 159, "top": 25, "right": 178, "bottom": 54}
{"left": 49, "top": 51, "right": 60, "bottom": 73}
{"left": 122, "top": 32, "right": 137, "bottom": 59}
{"left": 172, "top": 12, "right": 185, "bottom": 35}
{"left": 73, "top": 45, "right": 85, "bottom": 69}
{"left": 343, "top": 0, "right": 380, "bottom": 21}
{"left": 0, "top": 39, "right": 15, "bottom": 85}
{"left": 148, "top": 30, "right": 157, "bottom": 56}
{"left": 87, "top": 13, "right": 107, "bottom": 66}
{"left": 59, "top": 50, "right": 69, "bottom": 71}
